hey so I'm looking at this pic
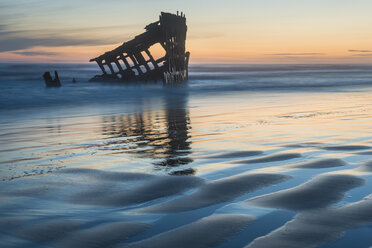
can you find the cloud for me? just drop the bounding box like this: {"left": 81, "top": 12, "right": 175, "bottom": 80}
{"left": 265, "top": 53, "right": 325, "bottom": 56}
{"left": 350, "top": 54, "right": 372, "bottom": 57}
{"left": 0, "top": 24, "right": 136, "bottom": 53}
{"left": 348, "top": 49, "right": 372, "bottom": 53}
{"left": 0, "top": 37, "right": 116, "bottom": 53}
{"left": 0, "top": 0, "right": 48, "bottom": 9}
{"left": 12, "top": 51, "right": 59, "bottom": 56}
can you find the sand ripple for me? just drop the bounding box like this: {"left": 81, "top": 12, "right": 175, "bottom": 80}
{"left": 358, "top": 159, "right": 372, "bottom": 172}
{"left": 59, "top": 168, "right": 156, "bottom": 181}
{"left": 17, "top": 220, "right": 83, "bottom": 243}
{"left": 57, "top": 222, "right": 150, "bottom": 248}
{"left": 68, "top": 174, "right": 205, "bottom": 206}
{"left": 321, "top": 145, "right": 371, "bottom": 151}
{"left": 205, "top": 151, "right": 263, "bottom": 159}
{"left": 289, "top": 158, "right": 347, "bottom": 169}
{"left": 124, "top": 214, "right": 253, "bottom": 248}
{"left": 245, "top": 174, "right": 364, "bottom": 210}
{"left": 143, "top": 173, "right": 290, "bottom": 213}
{"left": 235, "top": 153, "right": 301, "bottom": 164}
{"left": 246, "top": 195, "right": 372, "bottom": 248}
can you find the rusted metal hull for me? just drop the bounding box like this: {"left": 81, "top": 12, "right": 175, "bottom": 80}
{"left": 89, "top": 12, "right": 190, "bottom": 83}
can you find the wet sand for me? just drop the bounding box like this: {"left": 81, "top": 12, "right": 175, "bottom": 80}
{"left": 1, "top": 64, "right": 372, "bottom": 247}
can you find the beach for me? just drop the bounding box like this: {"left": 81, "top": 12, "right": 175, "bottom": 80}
{"left": 1, "top": 63, "right": 372, "bottom": 247}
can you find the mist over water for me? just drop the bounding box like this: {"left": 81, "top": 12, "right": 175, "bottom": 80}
{"left": 1, "top": 63, "right": 372, "bottom": 110}
{"left": 0, "top": 63, "right": 372, "bottom": 247}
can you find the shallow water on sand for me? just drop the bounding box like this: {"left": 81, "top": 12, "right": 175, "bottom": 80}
{"left": 0, "top": 64, "right": 372, "bottom": 247}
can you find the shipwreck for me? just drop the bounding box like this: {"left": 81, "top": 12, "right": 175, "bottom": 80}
{"left": 43, "top": 71, "right": 61, "bottom": 87}
{"left": 89, "top": 12, "right": 190, "bottom": 83}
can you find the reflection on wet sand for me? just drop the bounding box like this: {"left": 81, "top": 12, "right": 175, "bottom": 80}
{"left": 101, "top": 92, "right": 194, "bottom": 174}
{"left": 1, "top": 84, "right": 372, "bottom": 247}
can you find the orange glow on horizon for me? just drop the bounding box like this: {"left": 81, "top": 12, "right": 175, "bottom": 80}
{"left": 2, "top": 43, "right": 372, "bottom": 64}
{"left": 0, "top": 1, "right": 371, "bottom": 64}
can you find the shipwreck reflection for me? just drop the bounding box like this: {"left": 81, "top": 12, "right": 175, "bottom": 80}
{"left": 101, "top": 91, "right": 193, "bottom": 174}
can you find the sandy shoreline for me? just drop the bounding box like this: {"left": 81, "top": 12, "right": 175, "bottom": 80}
{"left": 1, "top": 64, "right": 372, "bottom": 247}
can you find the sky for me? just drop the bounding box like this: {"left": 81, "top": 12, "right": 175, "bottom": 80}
{"left": 0, "top": 0, "right": 372, "bottom": 64}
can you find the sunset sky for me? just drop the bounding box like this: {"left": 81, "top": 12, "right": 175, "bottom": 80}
{"left": 1, "top": 0, "right": 372, "bottom": 64}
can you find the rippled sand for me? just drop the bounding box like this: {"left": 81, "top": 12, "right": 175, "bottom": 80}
{"left": 1, "top": 76, "right": 372, "bottom": 247}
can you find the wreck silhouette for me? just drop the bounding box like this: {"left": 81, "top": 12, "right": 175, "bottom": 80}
{"left": 89, "top": 12, "right": 190, "bottom": 83}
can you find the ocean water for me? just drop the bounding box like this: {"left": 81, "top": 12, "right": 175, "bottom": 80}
{"left": 0, "top": 63, "right": 372, "bottom": 247}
